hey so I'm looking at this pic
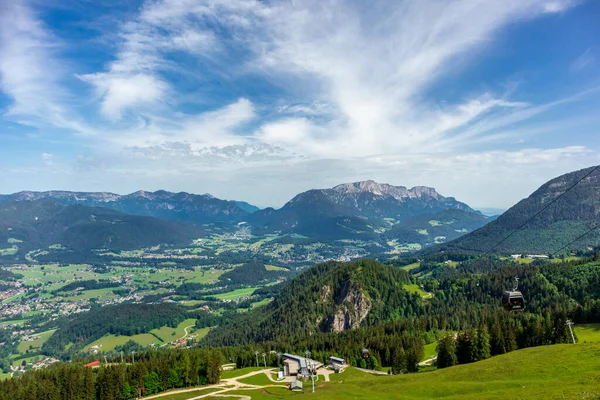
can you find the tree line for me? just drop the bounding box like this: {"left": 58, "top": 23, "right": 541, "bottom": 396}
{"left": 0, "top": 348, "right": 222, "bottom": 400}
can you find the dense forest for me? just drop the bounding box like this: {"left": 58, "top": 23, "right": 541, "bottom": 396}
{"left": 218, "top": 259, "right": 289, "bottom": 285}
{"left": 0, "top": 348, "right": 222, "bottom": 400}
{"left": 204, "top": 260, "right": 416, "bottom": 346}
{"left": 43, "top": 304, "right": 189, "bottom": 358}
{"left": 204, "top": 257, "right": 600, "bottom": 352}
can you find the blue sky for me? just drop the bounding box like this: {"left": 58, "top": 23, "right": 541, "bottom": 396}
{"left": 0, "top": 0, "right": 599, "bottom": 208}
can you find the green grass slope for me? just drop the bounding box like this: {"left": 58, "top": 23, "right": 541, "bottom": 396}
{"left": 217, "top": 344, "right": 600, "bottom": 400}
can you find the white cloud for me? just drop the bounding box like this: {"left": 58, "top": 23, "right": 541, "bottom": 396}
{"left": 570, "top": 48, "right": 595, "bottom": 73}
{"left": 83, "top": 73, "right": 168, "bottom": 121}
{"left": 2, "top": 0, "right": 598, "bottom": 210}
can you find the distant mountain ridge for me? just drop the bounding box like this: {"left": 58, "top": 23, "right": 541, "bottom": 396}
{"left": 248, "top": 180, "right": 483, "bottom": 239}
{"left": 0, "top": 200, "right": 205, "bottom": 256}
{"left": 0, "top": 181, "right": 488, "bottom": 251}
{"left": 0, "top": 190, "right": 256, "bottom": 224}
{"left": 435, "top": 166, "right": 600, "bottom": 254}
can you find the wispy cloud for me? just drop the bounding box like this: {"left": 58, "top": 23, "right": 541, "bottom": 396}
{"left": 0, "top": 0, "right": 598, "bottom": 208}
{"left": 570, "top": 48, "right": 595, "bottom": 73}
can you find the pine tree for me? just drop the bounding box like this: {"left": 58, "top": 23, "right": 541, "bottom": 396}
{"left": 436, "top": 334, "right": 457, "bottom": 369}
{"left": 477, "top": 324, "right": 491, "bottom": 361}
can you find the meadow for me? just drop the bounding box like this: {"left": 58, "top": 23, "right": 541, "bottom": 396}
{"left": 150, "top": 318, "right": 198, "bottom": 342}
{"left": 17, "top": 329, "right": 55, "bottom": 353}
{"left": 214, "top": 287, "right": 260, "bottom": 301}
{"left": 402, "top": 283, "right": 432, "bottom": 298}
{"left": 206, "top": 343, "right": 600, "bottom": 400}
{"left": 573, "top": 323, "right": 600, "bottom": 343}
{"left": 83, "top": 334, "right": 162, "bottom": 352}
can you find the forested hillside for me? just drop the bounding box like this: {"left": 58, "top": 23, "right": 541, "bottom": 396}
{"left": 0, "top": 200, "right": 205, "bottom": 257}
{"left": 43, "top": 304, "right": 188, "bottom": 358}
{"left": 435, "top": 166, "right": 600, "bottom": 254}
{"left": 0, "top": 348, "right": 222, "bottom": 400}
{"left": 205, "top": 257, "right": 600, "bottom": 354}
{"left": 205, "top": 260, "right": 417, "bottom": 346}
{"left": 218, "top": 259, "right": 289, "bottom": 285}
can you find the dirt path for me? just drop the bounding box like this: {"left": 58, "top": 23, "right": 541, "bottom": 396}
{"left": 354, "top": 367, "right": 389, "bottom": 375}
{"left": 418, "top": 356, "right": 437, "bottom": 366}
{"left": 142, "top": 367, "right": 341, "bottom": 400}
{"left": 182, "top": 324, "right": 194, "bottom": 339}
{"left": 142, "top": 368, "right": 285, "bottom": 400}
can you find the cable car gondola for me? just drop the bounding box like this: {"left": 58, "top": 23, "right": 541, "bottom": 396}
{"left": 502, "top": 277, "right": 525, "bottom": 312}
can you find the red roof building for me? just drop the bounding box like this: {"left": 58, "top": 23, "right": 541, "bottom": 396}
{"left": 84, "top": 360, "right": 101, "bottom": 368}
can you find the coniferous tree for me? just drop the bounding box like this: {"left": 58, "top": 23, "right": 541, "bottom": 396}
{"left": 476, "top": 324, "right": 491, "bottom": 361}
{"left": 436, "top": 334, "right": 457, "bottom": 369}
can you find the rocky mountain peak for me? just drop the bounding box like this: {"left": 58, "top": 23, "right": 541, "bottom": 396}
{"left": 330, "top": 180, "right": 442, "bottom": 201}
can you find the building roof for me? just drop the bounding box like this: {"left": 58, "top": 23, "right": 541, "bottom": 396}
{"left": 84, "top": 360, "right": 100, "bottom": 368}
{"left": 290, "top": 380, "right": 303, "bottom": 389}
{"left": 282, "top": 353, "right": 307, "bottom": 369}
{"left": 329, "top": 356, "right": 345, "bottom": 363}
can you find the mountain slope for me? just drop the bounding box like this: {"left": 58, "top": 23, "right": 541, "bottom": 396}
{"left": 0, "top": 200, "right": 205, "bottom": 256}
{"left": 385, "top": 209, "right": 490, "bottom": 246}
{"left": 435, "top": 166, "right": 600, "bottom": 254}
{"left": 233, "top": 343, "right": 600, "bottom": 400}
{"left": 204, "top": 260, "right": 419, "bottom": 345}
{"left": 0, "top": 190, "right": 255, "bottom": 224}
{"left": 248, "top": 181, "right": 483, "bottom": 241}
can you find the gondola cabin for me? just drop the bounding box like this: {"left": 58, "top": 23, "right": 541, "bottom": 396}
{"left": 502, "top": 290, "right": 525, "bottom": 311}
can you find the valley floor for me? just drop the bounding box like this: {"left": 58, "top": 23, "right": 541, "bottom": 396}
{"left": 146, "top": 343, "right": 600, "bottom": 400}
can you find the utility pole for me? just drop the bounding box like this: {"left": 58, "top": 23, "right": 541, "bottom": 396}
{"left": 566, "top": 320, "right": 576, "bottom": 344}
{"left": 131, "top": 351, "right": 136, "bottom": 364}
{"left": 305, "top": 350, "right": 314, "bottom": 392}
{"left": 262, "top": 353, "right": 267, "bottom": 368}
{"left": 120, "top": 351, "right": 124, "bottom": 363}
{"left": 254, "top": 351, "right": 259, "bottom": 367}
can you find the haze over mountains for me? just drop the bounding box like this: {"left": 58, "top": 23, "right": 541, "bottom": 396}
{"left": 0, "top": 190, "right": 252, "bottom": 224}
{"left": 0, "top": 181, "right": 490, "bottom": 256}
{"left": 2, "top": 167, "right": 599, "bottom": 257}
{"left": 0, "top": 201, "right": 204, "bottom": 254}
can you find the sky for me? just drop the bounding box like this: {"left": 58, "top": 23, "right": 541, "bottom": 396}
{"left": 0, "top": 0, "right": 599, "bottom": 209}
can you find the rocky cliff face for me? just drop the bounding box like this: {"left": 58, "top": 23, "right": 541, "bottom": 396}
{"left": 326, "top": 280, "right": 372, "bottom": 332}
{"left": 280, "top": 180, "right": 475, "bottom": 220}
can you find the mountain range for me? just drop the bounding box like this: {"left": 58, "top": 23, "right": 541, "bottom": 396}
{"left": 0, "top": 182, "right": 489, "bottom": 252}
{"left": 248, "top": 181, "right": 483, "bottom": 239}
{"left": 0, "top": 201, "right": 205, "bottom": 255}
{"left": 2, "top": 166, "right": 598, "bottom": 258}
{"left": 0, "top": 190, "right": 253, "bottom": 224}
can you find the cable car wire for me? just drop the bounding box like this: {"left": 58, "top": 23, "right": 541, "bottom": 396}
{"left": 551, "top": 222, "right": 600, "bottom": 257}
{"left": 484, "top": 165, "right": 600, "bottom": 255}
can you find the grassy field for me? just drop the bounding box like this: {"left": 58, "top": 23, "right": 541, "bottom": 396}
{"left": 84, "top": 333, "right": 162, "bottom": 352}
{"left": 145, "top": 387, "right": 221, "bottom": 400}
{"left": 238, "top": 372, "right": 282, "bottom": 387}
{"left": 17, "top": 329, "right": 55, "bottom": 353}
{"left": 251, "top": 298, "right": 272, "bottom": 308}
{"left": 0, "top": 319, "right": 26, "bottom": 327}
{"left": 403, "top": 284, "right": 432, "bottom": 299}
{"left": 265, "top": 265, "right": 288, "bottom": 271}
{"left": 184, "top": 268, "right": 229, "bottom": 284}
{"left": 193, "top": 327, "right": 211, "bottom": 341}
{"left": 150, "top": 318, "right": 197, "bottom": 342}
{"left": 574, "top": 323, "right": 600, "bottom": 343}
{"left": 422, "top": 341, "right": 437, "bottom": 360}
{"left": 210, "top": 344, "right": 600, "bottom": 400}
{"left": 221, "top": 367, "right": 265, "bottom": 379}
{"left": 214, "top": 287, "right": 259, "bottom": 301}
{"left": 401, "top": 262, "right": 421, "bottom": 271}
